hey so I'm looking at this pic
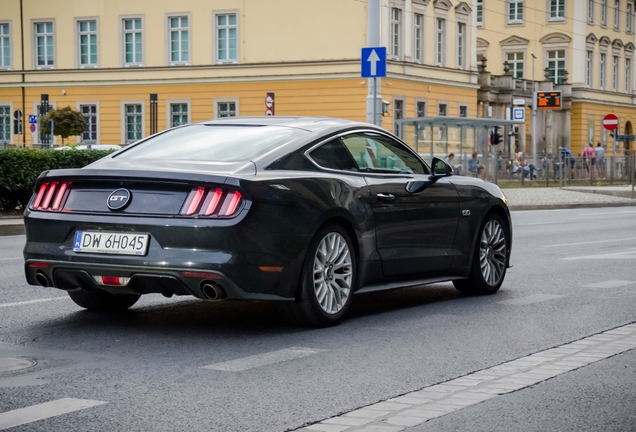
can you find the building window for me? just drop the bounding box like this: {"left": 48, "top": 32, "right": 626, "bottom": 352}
{"left": 123, "top": 18, "right": 142, "bottom": 66}
{"left": 508, "top": 0, "right": 523, "bottom": 23}
{"left": 615, "top": 0, "right": 620, "bottom": 28}
{"left": 549, "top": 0, "right": 565, "bottom": 20}
{"left": 414, "top": 13, "right": 423, "bottom": 63}
{"left": 600, "top": 53, "right": 606, "bottom": 89}
{"left": 459, "top": 105, "right": 468, "bottom": 117}
{"left": 626, "top": 58, "right": 631, "bottom": 93}
{"left": 78, "top": 20, "right": 97, "bottom": 67}
{"left": 438, "top": 103, "right": 447, "bottom": 116}
{"left": 416, "top": 101, "right": 427, "bottom": 118}
{"left": 547, "top": 50, "right": 566, "bottom": 84}
{"left": 216, "top": 13, "right": 237, "bottom": 63}
{"left": 35, "top": 22, "right": 54, "bottom": 68}
{"left": 0, "top": 23, "right": 10, "bottom": 69}
{"left": 602, "top": 0, "right": 608, "bottom": 25}
{"left": 169, "top": 16, "right": 189, "bottom": 64}
{"left": 506, "top": 52, "right": 524, "bottom": 78}
{"left": 391, "top": 8, "right": 401, "bottom": 58}
{"left": 628, "top": 2, "right": 633, "bottom": 31}
{"left": 435, "top": 18, "right": 445, "bottom": 66}
{"left": 80, "top": 105, "right": 97, "bottom": 143}
{"left": 477, "top": 0, "right": 484, "bottom": 26}
{"left": 0, "top": 106, "right": 10, "bottom": 143}
{"left": 588, "top": 0, "right": 595, "bottom": 22}
{"left": 170, "top": 103, "right": 188, "bottom": 127}
{"left": 586, "top": 51, "right": 593, "bottom": 87}
{"left": 457, "top": 23, "right": 465, "bottom": 69}
{"left": 612, "top": 55, "right": 619, "bottom": 91}
{"left": 393, "top": 99, "right": 404, "bottom": 137}
{"left": 125, "top": 104, "right": 142, "bottom": 143}
{"left": 217, "top": 101, "right": 236, "bottom": 118}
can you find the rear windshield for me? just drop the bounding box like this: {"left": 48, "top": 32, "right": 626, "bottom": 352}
{"left": 115, "top": 125, "right": 306, "bottom": 162}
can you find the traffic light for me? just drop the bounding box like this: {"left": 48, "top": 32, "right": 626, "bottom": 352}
{"left": 490, "top": 126, "right": 502, "bottom": 145}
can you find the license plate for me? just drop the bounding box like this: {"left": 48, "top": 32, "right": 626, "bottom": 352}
{"left": 73, "top": 231, "right": 149, "bottom": 256}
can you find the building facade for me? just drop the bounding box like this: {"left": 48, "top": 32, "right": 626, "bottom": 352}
{"left": 477, "top": 0, "right": 636, "bottom": 155}
{"left": 0, "top": 0, "right": 479, "bottom": 148}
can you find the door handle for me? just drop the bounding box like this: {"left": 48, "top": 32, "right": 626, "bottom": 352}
{"left": 376, "top": 193, "right": 396, "bottom": 201}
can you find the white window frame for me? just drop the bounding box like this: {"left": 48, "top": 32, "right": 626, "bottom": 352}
{"left": 546, "top": 49, "right": 566, "bottom": 84}
{"left": 458, "top": 103, "right": 469, "bottom": 118}
{"left": 413, "top": 13, "right": 424, "bottom": 63}
{"left": 32, "top": 19, "right": 55, "bottom": 69}
{"left": 32, "top": 100, "right": 57, "bottom": 145}
{"left": 438, "top": 102, "right": 448, "bottom": 116}
{"left": 166, "top": 13, "right": 191, "bottom": 66}
{"left": 586, "top": 50, "right": 593, "bottom": 87}
{"left": 120, "top": 100, "right": 145, "bottom": 144}
{"left": 435, "top": 18, "right": 446, "bottom": 67}
{"left": 600, "top": 52, "right": 607, "bottom": 90}
{"left": 456, "top": 22, "right": 466, "bottom": 70}
{"left": 0, "top": 21, "right": 11, "bottom": 70}
{"left": 549, "top": 0, "right": 565, "bottom": 21}
{"left": 588, "top": 0, "right": 595, "bottom": 22}
{"left": 393, "top": 97, "right": 405, "bottom": 137}
{"left": 166, "top": 99, "right": 191, "bottom": 128}
{"left": 625, "top": 57, "right": 632, "bottom": 93}
{"left": 390, "top": 8, "right": 402, "bottom": 59}
{"left": 476, "top": 0, "right": 484, "bottom": 26}
{"left": 505, "top": 51, "right": 525, "bottom": 79}
{"left": 508, "top": 0, "right": 524, "bottom": 24}
{"left": 628, "top": 2, "right": 634, "bottom": 32}
{"left": 415, "top": 99, "right": 427, "bottom": 118}
{"left": 615, "top": 0, "right": 621, "bottom": 29}
{"left": 120, "top": 15, "right": 144, "bottom": 67}
{"left": 75, "top": 101, "right": 100, "bottom": 144}
{"left": 612, "top": 55, "right": 619, "bottom": 92}
{"left": 75, "top": 18, "right": 99, "bottom": 69}
{"left": 214, "top": 10, "right": 239, "bottom": 64}
{"left": 0, "top": 103, "right": 13, "bottom": 145}
{"left": 213, "top": 98, "right": 239, "bottom": 118}
{"left": 602, "top": 0, "right": 608, "bottom": 25}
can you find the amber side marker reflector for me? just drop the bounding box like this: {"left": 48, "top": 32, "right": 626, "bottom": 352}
{"left": 28, "top": 262, "right": 50, "bottom": 268}
{"left": 259, "top": 266, "right": 283, "bottom": 273}
{"left": 181, "top": 271, "right": 223, "bottom": 279}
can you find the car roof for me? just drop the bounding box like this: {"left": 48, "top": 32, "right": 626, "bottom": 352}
{"left": 197, "top": 116, "right": 366, "bottom": 133}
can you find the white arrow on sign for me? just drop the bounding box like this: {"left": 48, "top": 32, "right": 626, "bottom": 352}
{"left": 367, "top": 49, "right": 380, "bottom": 76}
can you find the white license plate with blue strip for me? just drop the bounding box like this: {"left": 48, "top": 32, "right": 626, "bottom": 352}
{"left": 73, "top": 231, "right": 149, "bottom": 255}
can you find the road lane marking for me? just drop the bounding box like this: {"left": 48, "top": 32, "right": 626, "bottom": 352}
{"left": 201, "top": 347, "right": 326, "bottom": 372}
{"left": 563, "top": 250, "right": 636, "bottom": 261}
{"left": 0, "top": 398, "right": 107, "bottom": 430}
{"left": 296, "top": 323, "right": 636, "bottom": 431}
{"left": 497, "top": 294, "right": 565, "bottom": 305}
{"left": 0, "top": 257, "right": 21, "bottom": 261}
{"left": 584, "top": 280, "right": 635, "bottom": 289}
{"left": 0, "top": 297, "right": 67, "bottom": 309}
{"left": 543, "top": 237, "right": 636, "bottom": 248}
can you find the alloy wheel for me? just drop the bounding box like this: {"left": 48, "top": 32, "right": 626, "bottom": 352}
{"left": 313, "top": 232, "right": 353, "bottom": 315}
{"left": 479, "top": 220, "right": 507, "bottom": 286}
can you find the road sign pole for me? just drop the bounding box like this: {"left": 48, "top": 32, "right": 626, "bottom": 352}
{"left": 372, "top": 77, "right": 377, "bottom": 126}
{"left": 532, "top": 91, "right": 537, "bottom": 168}
{"left": 366, "top": 0, "right": 380, "bottom": 126}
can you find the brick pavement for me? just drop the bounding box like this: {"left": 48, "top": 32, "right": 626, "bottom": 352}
{"left": 502, "top": 187, "right": 635, "bottom": 210}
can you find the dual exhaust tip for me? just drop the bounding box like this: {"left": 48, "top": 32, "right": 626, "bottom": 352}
{"left": 200, "top": 280, "right": 227, "bottom": 301}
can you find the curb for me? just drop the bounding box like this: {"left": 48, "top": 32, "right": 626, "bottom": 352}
{"left": 0, "top": 224, "right": 25, "bottom": 236}
{"left": 509, "top": 201, "right": 636, "bottom": 211}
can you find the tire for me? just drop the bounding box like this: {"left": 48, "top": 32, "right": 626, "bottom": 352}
{"left": 281, "top": 223, "right": 356, "bottom": 327}
{"left": 453, "top": 212, "right": 509, "bottom": 296}
{"left": 67, "top": 290, "right": 140, "bottom": 312}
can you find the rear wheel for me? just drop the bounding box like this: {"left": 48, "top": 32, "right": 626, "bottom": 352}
{"left": 282, "top": 223, "right": 355, "bottom": 327}
{"left": 453, "top": 212, "right": 509, "bottom": 295}
{"left": 67, "top": 290, "right": 140, "bottom": 312}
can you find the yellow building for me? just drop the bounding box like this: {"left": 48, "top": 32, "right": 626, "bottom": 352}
{"left": 476, "top": 0, "right": 636, "bottom": 155}
{"left": 0, "top": 0, "right": 479, "bottom": 148}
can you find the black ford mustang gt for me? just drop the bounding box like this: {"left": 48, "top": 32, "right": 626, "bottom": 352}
{"left": 23, "top": 117, "right": 512, "bottom": 326}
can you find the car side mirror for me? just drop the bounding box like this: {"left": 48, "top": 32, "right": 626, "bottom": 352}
{"left": 431, "top": 157, "right": 453, "bottom": 179}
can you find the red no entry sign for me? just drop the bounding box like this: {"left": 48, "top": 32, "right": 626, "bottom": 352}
{"left": 603, "top": 114, "right": 619, "bottom": 130}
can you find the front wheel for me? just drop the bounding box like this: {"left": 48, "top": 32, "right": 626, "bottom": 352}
{"left": 67, "top": 290, "right": 140, "bottom": 312}
{"left": 453, "top": 212, "right": 509, "bottom": 295}
{"left": 281, "top": 223, "right": 356, "bottom": 327}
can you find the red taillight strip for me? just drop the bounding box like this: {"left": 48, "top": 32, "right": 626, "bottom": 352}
{"left": 182, "top": 271, "right": 222, "bottom": 279}
{"left": 33, "top": 183, "right": 48, "bottom": 208}
{"left": 51, "top": 182, "right": 69, "bottom": 210}
{"left": 181, "top": 187, "right": 206, "bottom": 215}
{"left": 219, "top": 191, "right": 242, "bottom": 217}
{"left": 40, "top": 182, "right": 58, "bottom": 209}
{"left": 28, "top": 262, "right": 50, "bottom": 268}
{"left": 201, "top": 188, "right": 223, "bottom": 216}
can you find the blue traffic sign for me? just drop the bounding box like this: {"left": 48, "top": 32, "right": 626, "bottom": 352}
{"left": 361, "top": 47, "right": 387, "bottom": 78}
{"left": 28, "top": 115, "right": 37, "bottom": 124}
{"left": 513, "top": 107, "right": 525, "bottom": 121}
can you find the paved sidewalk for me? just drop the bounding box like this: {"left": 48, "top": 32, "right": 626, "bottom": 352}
{"left": 563, "top": 185, "right": 636, "bottom": 199}
{"left": 503, "top": 187, "right": 636, "bottom": 211}
{"left": 0, "top": 217, "right": 24, "bottom": 236}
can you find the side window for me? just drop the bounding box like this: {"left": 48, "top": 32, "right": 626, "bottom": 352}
{"left": 341, "top": 133, "right": 428, "bottom": 174}
{"left": 309, "top": 139, "right": 358, "bottom": 171}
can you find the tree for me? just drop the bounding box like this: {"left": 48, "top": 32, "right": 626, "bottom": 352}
{"left": 41, "top": 106, "right": 88, "bottom": 145}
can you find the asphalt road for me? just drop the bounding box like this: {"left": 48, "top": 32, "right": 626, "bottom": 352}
{"left": 1, "top": 207, "right": 635, "bottom": 431}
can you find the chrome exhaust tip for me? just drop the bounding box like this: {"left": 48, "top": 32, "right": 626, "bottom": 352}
{"left": 200, "top": 281, "right": 227, "bottom": 300}
{"left": 35, "top": 271, "right": 51, "bottom": 288}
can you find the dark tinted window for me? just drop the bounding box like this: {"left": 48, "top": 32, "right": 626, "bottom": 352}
{"left": 309, "top": 139, "right": 359, "bottom": 171}
{"left": 341, "top": 133, "right": 429, "bottom": 174}
{"left": 116, "top": 125, "right": 307, "bottom": 162}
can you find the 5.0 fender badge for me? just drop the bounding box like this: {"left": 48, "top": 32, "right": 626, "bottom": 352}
{"left": 107, "top": 189, "right": 132, "bottom": 211}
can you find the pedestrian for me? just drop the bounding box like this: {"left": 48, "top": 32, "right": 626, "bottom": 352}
{"left": 559, "top": 146, "right": 576, "bottom": 179}
{"left": 518, "top": 152, "right": 540, "bottom": 180}
{"left": 444, "top": 153, "right": 460, "bottom": 174}
{"left": 468, "top": 152, "right": 486, "bottom": 180}
{"left": 595, "top": 142, "right": 605, "bottom": 179}
{"left": 582, "top": 142, "right": 596, "bottom": 178}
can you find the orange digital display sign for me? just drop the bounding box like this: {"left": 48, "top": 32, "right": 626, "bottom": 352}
{"left": 536, "top": 91, "right": 561, "bottom": 110}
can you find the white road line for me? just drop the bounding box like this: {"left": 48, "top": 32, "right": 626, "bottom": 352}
{"left": 0, "top": 297, "right": 67, "bottom": 309}
{"left": 297, "top": 323, "right": 636, "bottom": 431}
{"left": 201, "top": 347, "right": 327, "bottom": 372}
{"left": 497, "top": 294, "right": 565, "bottom": 306}
{"left": 0, "top": 257, "right": 21, "bottom": 261}
{"left": 584, "top": 280, "right": 635, "bottom": 289}
{"left": 0, "top": 398, "right": 107, "bottom": 430}
{"left": 563, "top": 250, "right": 636, "bottom": 261}
{"left": 543, "top": 237, "right": 636, "bottom": 248}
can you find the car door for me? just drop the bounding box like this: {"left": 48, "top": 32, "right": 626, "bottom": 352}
{"left": 340, "top": 132, "right": 460, "bottom": 277}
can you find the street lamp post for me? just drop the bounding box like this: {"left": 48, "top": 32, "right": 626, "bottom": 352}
{"left": 531, "top": 53, "right": 538, "bottom": 168}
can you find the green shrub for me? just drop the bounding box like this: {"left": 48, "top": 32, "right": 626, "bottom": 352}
{"left": 0, "top": 149, "right": 114, "bottom": 211}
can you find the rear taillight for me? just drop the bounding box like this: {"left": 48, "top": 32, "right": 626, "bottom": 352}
{"left": 180, "top": 187, "right": 244, "bottom": 217}
{"left": 32, "top": 182, "right": 71, "bottom": 211}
